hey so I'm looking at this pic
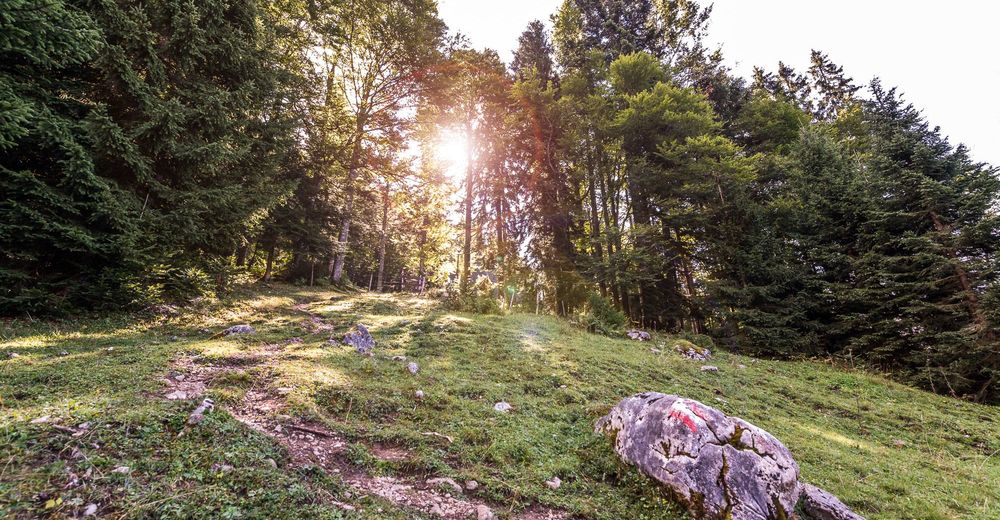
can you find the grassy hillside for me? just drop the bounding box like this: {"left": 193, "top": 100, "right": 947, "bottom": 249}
{"left": 2, "top": 285, "right": 998, "bottom": 519}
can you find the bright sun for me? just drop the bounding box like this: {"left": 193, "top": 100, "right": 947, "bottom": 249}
{"left": 435, "top": 128, "right": 469, "bottom": 181}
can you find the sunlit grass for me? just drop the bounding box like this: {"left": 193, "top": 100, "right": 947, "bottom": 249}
{"left": 2, "top": 284, "right": 998, "bottom": 518}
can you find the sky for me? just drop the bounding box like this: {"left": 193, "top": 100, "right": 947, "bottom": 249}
{"left": 436, "top": 0, "right": 1000, "bottom": 166}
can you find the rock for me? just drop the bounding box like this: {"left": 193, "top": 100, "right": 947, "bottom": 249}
{"left": 223, "top": 324, "right": 255, "bottom": 336}
{"left": 59, "top": 351, "right": 69, "bottom": 356}
{"left": 7, "top": 352, "right": 20, "bottom": 359}
{"left": 596, "top": 393, "right": 801, "bottom": 519}
{"left": 737, "top": 364, "right": 747, "bottom": 369}
{"left": 83, "top": 504, "right": 98, "bottom": 516}
{"left": 465, "top": 480, "right": 479, "bottom": 491}
{"left": 415, "top": 390, "right": 425, "bottom": 400}
{"left": 211, "top": 463, "right": 234, "bottom": 473}
{"left": 112, "top": 466, "right": 131, "bottom": 474}
{"left": 392, "top": 355, "right": 407, "bottom": 362}
{"left": 30, "top": 415, "right": 51, "bottom": 424}
{"left": 266, "top": 458, "right": 278, "bottom": 469}
{"left": 545, "top": 476, "right": 562, "bottom": 490}
{"left": 475, "top": 504, "right": 494, "bottom": 520}
{"left": 407, "top": 362, "right": 419, "bottom": 375}
{"left": 650, "top": 347, "right": 662, "bottom": 354}
{"left": 673, "top": 340, "right": 712, "bottom": 361}
{"left": 799, "top": 483, "right": 866, "bottom": 520}
{"left": 626, "top": 330, "right": 651, "bottom": 341}
{"left": 493, "top": 401, "right": 513, "bottom": 413}
{"left": 343, "top": 324, "right": 376, "bottom": 354}
{"left": 187, "top": 398, "right": 215, "bottom": 425}
{"left": 276, "top": 387, "right": 293, "bottom": 396}
{"left": 430, "top": 503, "right": 446, "bottom": 517}
{"left": 892, "top": 439, "right": 906, "bottom": 448}
{"left": 700, "top": 365, "right": 719, "bottom": 372}
{"left": 427, "top": 477, "right": 463, "bottom": 494}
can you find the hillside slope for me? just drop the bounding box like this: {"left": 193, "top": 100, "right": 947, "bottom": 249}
{"left": 2, "top": 286, "right": 998, "bottom": 518}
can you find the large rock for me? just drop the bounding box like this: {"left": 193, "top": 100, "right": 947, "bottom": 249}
{"left": 596, "top": 393, "right": 802, "bottom": 519}
{"left": 799, "top": 484, "right": 865, "bottom": 520}
{"left": 342, "top": 324, "right": 375, "bottom": 354}
{"left": 626, "top": 330, "right": 651, "bottom": 341}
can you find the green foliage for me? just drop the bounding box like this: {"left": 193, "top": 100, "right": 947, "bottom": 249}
{"left": 585, "top": 292, "right": 627, "bottom": 335}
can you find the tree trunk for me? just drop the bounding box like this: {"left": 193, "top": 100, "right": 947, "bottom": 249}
{"left": 376, "top": 183, "right": 390, "bottom": 292}
{"left": 262, "top": 244, "right": 276, "bottom": 282}
{"left": 417, "top": 216, "right": 428, "bottom": 295}
{"left": 461, "top": 122, "right": 474, "bottom": 293}
{"left": 331, "top": 120, "right": 366, "bottom": 283}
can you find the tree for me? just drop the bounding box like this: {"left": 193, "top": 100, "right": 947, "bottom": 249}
{"left": 326, "top": 0, "right": 445, "bottom": 284}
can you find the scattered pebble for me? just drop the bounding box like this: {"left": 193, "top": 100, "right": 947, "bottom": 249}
{"left": 276, "top": 387, "right": 293, "bottom": 396}
{"left": 83, "top": 504, "right": 98, "bottom": 516}
{"left": 30, "top": 415, "right": 51, "bottom": 424}
{"left": 266, "top": 458, "right": 278, "bottom": 468}
{"left": 415, "top": 390, "right": 425, "bottom": 400}
{"left": 392, "top": 355, "right": 407, "bottom": 362}
{"left": 650, "top": 347, "right": 662, "bottom": 354}
{"left": 493, "top": 401, "right": 513, "bottom": 413}
{"left": 737, "top": 364, "right": 747, "bottom": 369}
{"left": 701, "top": 365, "right": 719, "bottom": 372}
{"left": 6, "top": 352, "right": 20, "bottom": 359}
{"left": 427, "top": 477, "right": 463, "bottom": 494}
{"left": 465, "top": 480, "right": 479, "bottom": 491}
{"left": 407, "top": 362, "right": 419, "bottom": 375}
{"left": 223, "top": 324, "right": 255, "bottom": 335}
{"left": 112, "top": 466, "right": 131, "bottom": 474}
{"left": 476, "top": 504, "right": 494, "bottom": 520}
{"left": 211, "top": 463, "right": 234, "bottom": 473}
{"left": 545, "top": 476, "right": 562, "bottom": 490}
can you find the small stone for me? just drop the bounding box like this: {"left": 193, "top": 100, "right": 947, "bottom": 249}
{"left": 211, "top": 463, "right": 234, "bottom": 473}
{"left": 112, "top": 466, "right": 131, "bottom": 474}
{"left": 427, "top": 477, "right": 463, "bottom": 494}
{"left": 223, "top": 324, "right": 255, "bottom": 336}
{"left": 392, "top": 355, "right": 407, "bottom": 362}
{"left": 430, "top": 503, "right": 446, "bottom": 517}
{"left": 892, "top": 439, "right": 907, "bottom": 448}
{"left": 7, "top": 352, "right": 20, "bottom": 359}
{"left": 700, "top": 365, "right": 719, "bottom": 372}
{"left": 415, "top": 390, "right": 425, "bottom": 399}
{"left": 343, "top": 324, "right": 376, "bottom": 354}
{"left": 59, "top": 351, "right": 69, "bottom": 356}
{"left": 169, "top": 336, "right": 180, "bottom": 342}
{"left": 407, "top": 362, "right": 419, "bottom": 375}
{"left": 105, "top": 347, "right": 114, "bottom": 352}
{"left": 559, "top": 384, "right": 567, "bottom": 389}
{"left": 83, "top": 504, "right": 98, "bottom": 516}
{"left": 626, "top": 330, "right": 651, "bottom": 341}
{"left": 737, "top": 364, "right": 747, "bottom": 369}
{"left": 545, "top": 476, "right": 562, "bottom": 490}
{"left": 266, "top": 458, "right": 278, "bottom": 468}
{"left": 465, "top": 480, "right": 479, "bottom": 491}
{"left": 493, "top": 401, "right": 513, "bottom": 413}
{"left": 30, "top": 415, "right": 51, "bottom": 424}
{"left": 650, "top": 347, "right": 662, "bottom": 354}
{"left": 276, "top": 387, "right": 293, "bottom": 396}
{"left": 475, "top": 504, "right": 494, "bottom": 520}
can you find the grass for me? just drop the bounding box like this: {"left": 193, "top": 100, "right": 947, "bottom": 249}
{"left": 2, "top": 284, "right": 999, "bottom": 518}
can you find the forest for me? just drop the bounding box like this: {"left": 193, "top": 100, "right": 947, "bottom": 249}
{"left": 2, "top": 0, "right": 998, "bottom": 406}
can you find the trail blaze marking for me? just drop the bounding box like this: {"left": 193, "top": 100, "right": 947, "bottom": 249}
{"left": 669, "top": 409, "right": 698, "bottom": 433}
{"left": 667, "top": 400, "right": 702, "bottom": 433}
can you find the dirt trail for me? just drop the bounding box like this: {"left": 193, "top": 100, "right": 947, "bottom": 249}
{"left": 162, "top": 305, "right": 569, "bottom": 519}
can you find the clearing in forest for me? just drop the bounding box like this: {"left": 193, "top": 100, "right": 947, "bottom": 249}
{"left": 1, "top": 285, "right": 998, "bottom": 518}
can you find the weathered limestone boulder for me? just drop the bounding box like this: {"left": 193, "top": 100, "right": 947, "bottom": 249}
{"left": 799, "top": 484, "right": 865, "bottom": 520}
{"left": 342, "top": 324, "right": 375, "bottom": 354}
{"left": 596, "top": 393, "right": 802, "bottom": 519}
{"left": 627, "top": 330, "right": 651, "bottom": 341}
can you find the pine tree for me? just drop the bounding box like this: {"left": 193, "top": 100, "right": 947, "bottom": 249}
{"left": 0, "top": 1, "right": 133, "bottom": 312}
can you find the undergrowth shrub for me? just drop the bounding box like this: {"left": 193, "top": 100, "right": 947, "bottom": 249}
{"left": 585, "top": 293, "right": 626, "bottom": 335}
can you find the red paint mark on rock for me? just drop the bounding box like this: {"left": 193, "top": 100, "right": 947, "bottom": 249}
{"left": 669, "top": 409, "right": 698, "bottom": 433}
